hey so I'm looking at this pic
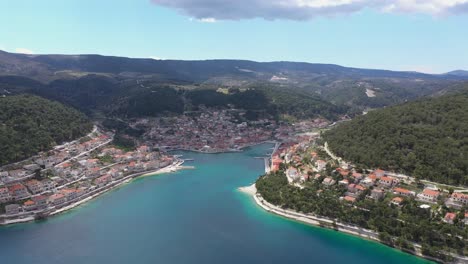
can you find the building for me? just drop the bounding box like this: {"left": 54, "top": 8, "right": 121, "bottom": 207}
{"left": 379, "top": 176, "right": 395, "bottom": 188}
{"left": 417, "top": 189, "right": 440, "bottom": 203}
{"left": 32, "top": 195, "right": 49, "bottom": 209}
{"left": 451, "top": 193, "right": 468, "bottom": 205}
{"left": 286, "top": 167, "right": 300, "bottom": 183}
{"left": 322, "top": 177, "right": 336, "bottom": 186}
{"left": 393, "top": 187, "right": 415, "bottom": 197}
{"left": 8, "top": 184, "right": 30, "bottom": 200}
{"left": 0, "top": 187, "right": 12, "bottom": 203}
{"left": 351, "top": 172, "right": 363, "bottom": 181}
{"left": 23, "top": 200, "right": 37, "bottom": 211}
{"left": 373, "top": 169, "right": 385, "bottom": 178}
{"left": 391, "top": 197, "right": 404, "bottom": 206}
{"left": 371, "top": 188, "right": 385, "bottom": 200}
{"left": 343, "top": 196, "right": 356, "bottom": 203}
{"left": 60, "top": 189, "right": 79, "bottom": 201}
{"left": 24, "top": 179, "right": 43, "bottom": 194}
{"left": 316, "top": 160, "right": 327, "bottom": 171}
{"left": 444, "top": 212, "right": 456, "bottom": 224}
{"left": 48, "top": 193, "right": 66, "bottom": 206}
{"left": 5, "top": 204, "right": 20, "bottom": 215}
{"left": 41, "top": 179, "right": 56, "bottom": 192}
{"left": 95, "top": 174, "right": 112, "bottom": 187}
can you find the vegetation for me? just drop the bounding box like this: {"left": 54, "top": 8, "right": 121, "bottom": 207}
{"left": 256, "top": 171, "right": 467, "bottom": 260}
{"left": 323, "top": 90, "right": 468, "bottom": 185}
{"left": 0, "top": 95, "right": 92, "bottom": 166}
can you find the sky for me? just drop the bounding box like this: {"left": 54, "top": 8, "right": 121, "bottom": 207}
{"left": 0, "top": 0, "right": 467, "bottom": 73}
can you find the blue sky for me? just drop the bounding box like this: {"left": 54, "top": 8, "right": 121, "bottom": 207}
{"left": 1, "top": 0, "right": 467, "bottom": 73}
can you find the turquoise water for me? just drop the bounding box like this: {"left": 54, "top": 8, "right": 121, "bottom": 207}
{"left": 0, "top": 144, "right": 432, "bottom": 264}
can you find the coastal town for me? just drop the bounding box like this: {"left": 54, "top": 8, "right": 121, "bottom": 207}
{"left": 249, "top": 133, "right": 468, "bottom": 262}
{"left": 0, "top": 109, "right": 331, "bottom": 224}
{"left": 267, "top": 137, "right": 468, "bottom": 226}
{"left": 130, "top": 108, "right": 331, "bottom": 153}
{"left": 0, "top": 126, "right": 179, "bottom": 224}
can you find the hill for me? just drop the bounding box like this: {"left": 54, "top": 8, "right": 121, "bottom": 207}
{"left": 323, "top": 90, "right": 468, "bottom": 185}
{"left": 0, "top": 95, "right": 93, "bottom": 166}
{"left": 1, "top": 50, "right": 468, "bottom": 120}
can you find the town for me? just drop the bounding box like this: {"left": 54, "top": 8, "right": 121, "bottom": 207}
{"left": 0, "top": 126, "right": 177, "bottom": 224}
{"left": 269, "top": 136, "right": 468, "bottom": 227}
{"left": 131, "top": 108, "right": 331, "bottom": 153}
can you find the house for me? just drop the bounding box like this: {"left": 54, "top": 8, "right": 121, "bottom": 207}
{"left": 41, "top": 179, "right": 56, "bottom": 192}
{"left": 24, "top": 179, "right": 43, "bottom": 194}
{"left": 5, "top": 204, "right": 20, "bottom": 215}
{"left": 314, "top": 174, "right": 322, "bottom": 181}
{"left": 32, "top": 195, "right": 49, "bottom": 209}
{"left": 393, "top": 187, "right": 415, "bottom": 197}
{"left": 343, "top": 196, "right": 356, "bottom": 203}
{"left": 465, "top": 212, "right": 468, "bottom": 225}
{"left": 95, "top": 174, "right": 112, "bottom": 187}
{"left": 371, "top": 188, "right": 385, "bottom": 200}
{"left": 8, "top": 169, "right": 27, "bottom": 178}
{"left": 316, "top": 160, "right": 327, "bottom": 171}
{"left": 322, "top": 177, "right": 336, "bottom": 186}
{"left": 0, "top": 187, "right": 12, "bottom": 203}
{"left": 391, "top": 197, "right": 404, "bottom": 206}
{"left": 451, "top": 193, "right": 468, "bottom": 205}
{"left": 8, "top": 184, "right": 30, "bottom": 200}
{"left": 379, "top": 176, "right": 395, "bottom": 188}
{"left": 417, "top": 189, "right": 440, "bottom": 203}
{"left": 48, "top": 193, "right": 66, "bottom": 206}
{"left": 351, "top": 172, "right": 363, "bottom": 181}
{"left": 60, "top": 189, "right": 79, "bottom": 201}
{"left": 373, "top": 169, "right": 385, "bottom": 178}
{"left": 444, "top": 212, "right": 456, "bottom": 224}
{"left": 338, "top": 179, "right": 349, "bottom": 186}
{"left": 286, "top": 167, "right": 300, "bottom": 183}
{"left": 23, "top": 200, "right": 37, "bottom": 211}
{"left": 348, "top": 184, "right": 366, "bottom": 194}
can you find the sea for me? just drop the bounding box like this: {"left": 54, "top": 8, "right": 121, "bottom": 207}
{"left": 0, "top": 143, "right": 433, "bottom": 264}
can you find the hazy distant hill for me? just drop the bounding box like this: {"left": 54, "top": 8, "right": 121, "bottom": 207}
{"left": 1, "top": 49, "right": 467, "bottom": 118}
{"left": 446, "top": 70, "right": 468, "bottom": 77}
{"left": 323, "top": 88, "right": 468, "bottom": 185}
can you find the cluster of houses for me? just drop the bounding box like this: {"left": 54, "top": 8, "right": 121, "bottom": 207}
{"left": 269, "top": 139, "right": 468, "bottom": 225}
{"left": 1, "top": 135, "right": 174, "bottom": 216}
{"left": 133, "top": 109, "right": 328, "bottom": 153}
{"left": 0, "top": 129, "right": 111, "bottom": 185}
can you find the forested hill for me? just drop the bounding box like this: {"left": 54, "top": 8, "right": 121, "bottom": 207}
{"left": 0, "top": 95, "right": 92, "bottom": 166}
{"left": 323, "top": 90, "right": 468, "bottom": 185}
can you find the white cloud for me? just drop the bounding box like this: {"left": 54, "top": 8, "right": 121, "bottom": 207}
{"left": 151, "top": 0, "right": 468, "bottom": 20}
{"left": 199, "top": 17, "right": 217, "bottom": 23}
{"left": 15, "top": 48, "right": 34, "bottom": 54}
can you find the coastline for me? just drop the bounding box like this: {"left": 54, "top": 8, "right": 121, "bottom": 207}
{"left": 167, "top": 141, "right": 277, "bottom": 154}
{"left": 0, "top": 161, "right": 189, "bottom": 226}
{"left": 239, "top": 183, "right": 453, "bottom": 264}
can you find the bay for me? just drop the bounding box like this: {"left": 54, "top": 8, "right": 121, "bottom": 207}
{"left": 0, "top": 143, "right": 432, "bottom": 264}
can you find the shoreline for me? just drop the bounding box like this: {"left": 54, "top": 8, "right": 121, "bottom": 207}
{"left": 0, "top": 162, "right": 189, "bottom": 226}
{"left": 239, "top": 183, "right": 454, "bottom": 264}
{"left": 167, "top": 141, "right": 277, "bottom": 154}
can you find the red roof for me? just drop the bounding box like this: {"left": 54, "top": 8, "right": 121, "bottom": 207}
{"left": 394, "top": 187, "right": 411, "bottom": 194}
{"left": 24, "top": 200, "right": 35, "bottom": 206}
{"left": 8, "top": 184, "right": 26, "bottom": 192}
{"left": 445, "top": 212, "right": 456, "bottom": 221}
{"left": 380, "top": 176, "right": 394, "bottom": 182}
{"left": 422, "top": 189, "right": 440, "bottom": 197}
{"left": 344, "top": 196, "right": 356, "bottom": 202}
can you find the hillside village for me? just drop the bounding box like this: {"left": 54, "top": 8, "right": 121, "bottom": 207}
{"left": 132, "top": 108, "right": 330, "bottom": 152}
{"left": 0, "top": 127, "right": 176, "bottom": 222}
{"left": 269, "top": 136, "right": 468, "bottom": 226}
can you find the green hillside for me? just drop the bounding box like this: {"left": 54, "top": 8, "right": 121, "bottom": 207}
{"left": 323, "top": 90, "right": 468, "bottom": 185}
{"left": 0, "top": 95, "right": 92, "bottom": 165}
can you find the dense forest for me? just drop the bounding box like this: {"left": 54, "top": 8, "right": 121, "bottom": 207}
{"left": 256, "top": 171, "right": 467, "bottom": 260}
{"left": 323, "top": 90, "right": 468, "bottom": 185}
{"left": 0, "top": 95, "right": 92, "bottom": 166}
